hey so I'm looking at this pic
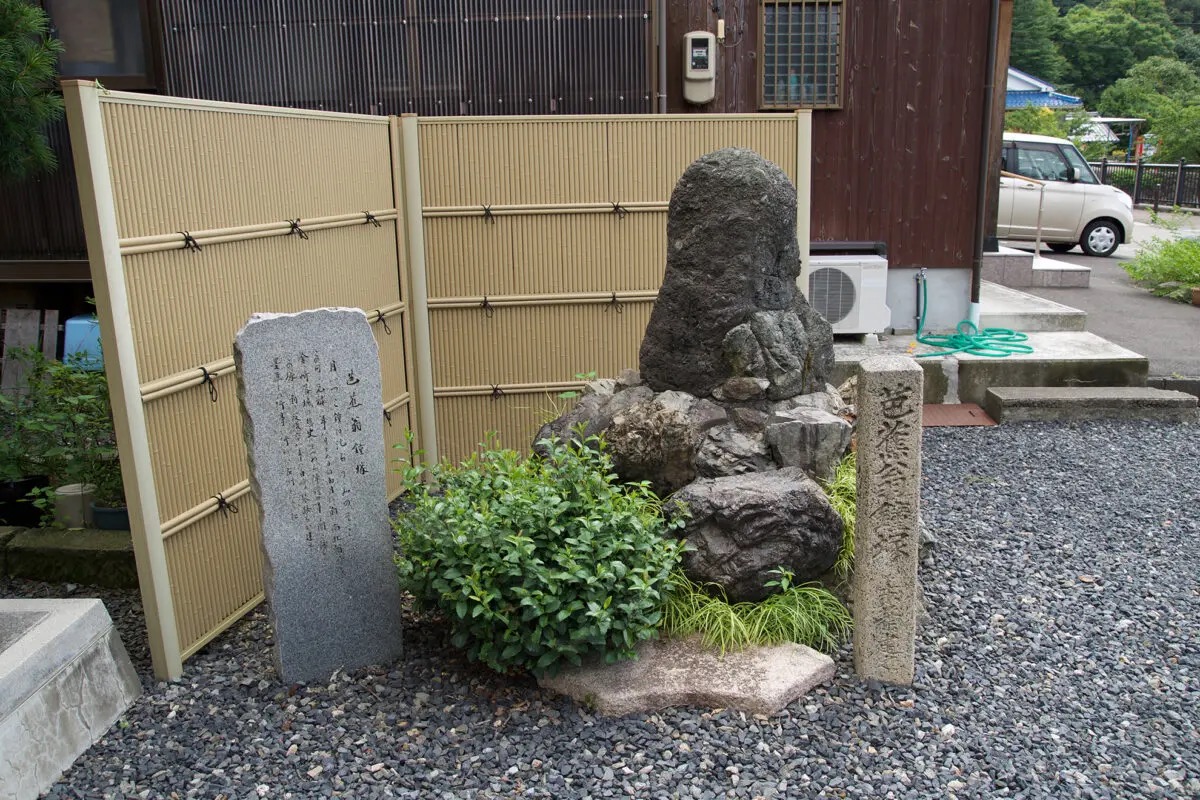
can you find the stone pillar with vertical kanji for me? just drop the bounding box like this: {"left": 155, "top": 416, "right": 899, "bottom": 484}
{"left": 852, "top": 355, "right": 923, "bottom": 685}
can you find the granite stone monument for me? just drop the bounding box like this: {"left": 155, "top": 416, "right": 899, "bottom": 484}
{"left": 235, "top": 308, "right": 403, "bottom": 683}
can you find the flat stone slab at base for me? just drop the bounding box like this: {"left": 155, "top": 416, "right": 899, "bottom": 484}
{"left": 0, "top": 598, "right": 141, "bottom": 800}
{"left": 984, "top": 386, "right": 1200, "bottom": 423}
{"left": 538, "top": 636, "right": 834, "bottom": 716}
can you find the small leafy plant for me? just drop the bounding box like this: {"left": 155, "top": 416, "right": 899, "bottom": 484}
{"left": 556, "top": 370, "right": 599, "bottom": 401}
{"left": 822, "top": 451, "right": 857, "bottom": 583}
{"left": 393, "top": 433, "right": 685, "bottom": 677}
{"left": 1122, "top": 236, "right": 1200, "bottom": 301}
{"left": 660, "top": 568, "right": 851, "bottom": 655}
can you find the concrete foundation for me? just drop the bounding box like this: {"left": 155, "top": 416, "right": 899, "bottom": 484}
{"left": 983, "top": 386, "right": 1199, "bottom": 423}
{"left": 0, "top": 599, "right": 141, "bottom": 800}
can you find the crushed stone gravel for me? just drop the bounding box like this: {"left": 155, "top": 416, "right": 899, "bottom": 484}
{"left": 3, "top": 419, "right": 1197, "bottom": 799}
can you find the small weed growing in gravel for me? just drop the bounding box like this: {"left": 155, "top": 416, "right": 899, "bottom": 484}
{"left": 822, "top": 451, "right": 857, "bottom": 583}
{"left": 393, "top": 433, "right": 685, "bottom": 677}
{"left": 660, "top": 568, "right": 851, "bottom": 655}
{"left": 1122, "top": 237, "right": 1200, "bottom": 301}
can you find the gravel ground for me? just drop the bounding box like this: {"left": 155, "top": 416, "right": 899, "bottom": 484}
{"left": 4, "top": 419, "right": 1198, "bottom": 799}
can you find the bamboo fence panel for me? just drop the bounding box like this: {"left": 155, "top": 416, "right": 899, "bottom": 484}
{"left": 67, "top": 84, "right": 418, "bottom": 679}
{"left": 417, "top": 114, "right": 802, "bottom": 462}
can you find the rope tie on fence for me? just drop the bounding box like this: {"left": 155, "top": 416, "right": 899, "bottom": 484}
{"left": 374, "top": 309, "right": 392, "bottom": 335}
{"left": 482, "top": 205, "right": 495, "bottom": 224}
{"left": 179, "top": 232, "right": 202, "bottom": 253}
{"left": 611, "top": 202, "right": 628, "bottom": 220}
{"left": 213, "top": 493, "right": 239, "bottom": 516}
{"left": 605, "top": 292, "right": 624, "bottom": 313}
{"left": 198, "top": 366, "right": 218, "bottom": 403}
{"left": 480, "top": 296, "right": 495, "bottom": 318}
{"left": 362, "top": 211, "right": 380, "bottom": 227}
{"left": 287, "top": 219, "right": 309, "bottom": 240}
{"left": 490, "top": 384, "right": 505, "bottom": 400}
{"left": 383, "top": 408, "right": 392, "bottom": 426}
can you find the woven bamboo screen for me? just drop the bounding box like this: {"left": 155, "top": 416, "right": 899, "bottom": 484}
{"left": 66, "top": 85, "right": 418, "bottom": 678}
{"left": 417, "top": 114, "right": 807, "bottom": 462}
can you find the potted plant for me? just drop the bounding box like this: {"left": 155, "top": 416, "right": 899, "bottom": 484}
{"left": 2, "top": 347, "right": 126, "bottom": 529}
{"left": 86, "top": 438, "right": 127, "bottom": 531}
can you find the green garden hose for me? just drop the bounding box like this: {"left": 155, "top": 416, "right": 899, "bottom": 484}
{"left": 914, "top": 277, "right": 1034, "bottom": 358}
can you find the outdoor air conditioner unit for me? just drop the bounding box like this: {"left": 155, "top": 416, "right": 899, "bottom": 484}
{"left": 806, "top": 255, "right": 892, "bottom": 334}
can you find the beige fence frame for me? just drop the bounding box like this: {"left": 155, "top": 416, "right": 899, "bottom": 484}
{"left": 65, "top": 80, "right": 811, "bottom": 679}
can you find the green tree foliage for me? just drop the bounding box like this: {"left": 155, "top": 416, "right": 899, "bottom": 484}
{"left": 1173, "top": 28, "right": 1200, "bottom": 71}
{"left": 0, "top": 0, "right": 64, "bottom": 180}
{"left": 1012, "top": 0, "right": 1070, "bottom": 83}
{"left": 1151, "top": 101, "right": 1200, "bottom": 160}
{"left": 1165, "top": 0, "right": 1200, "bottom": 24}
{"left": 1058, "top": 1, "right": 1178, "bottom": 104}
{"left": 1098, "top": 56, "right": 1200, "bottom": 157}
{"left": 1005, "top": 106, "right": 1086, "bottom": 138}
{"left": 1099, "top": 55, "right": 1200, "bottom": 121}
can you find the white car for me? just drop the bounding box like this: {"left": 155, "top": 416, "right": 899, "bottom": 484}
{"left": 998, "top": 132, "right": 1134, "bottom": 257}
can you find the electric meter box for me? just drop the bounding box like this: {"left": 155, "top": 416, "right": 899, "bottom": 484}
{"left": 683, "top": 31, "right": 716, "bottom": 104}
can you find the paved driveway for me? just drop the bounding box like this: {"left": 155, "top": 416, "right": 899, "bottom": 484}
{"left": 1005, "top": 209, "right": 1200, "bottom": 378}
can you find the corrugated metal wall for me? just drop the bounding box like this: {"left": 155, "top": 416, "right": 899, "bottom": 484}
{"left": 417, "top": 113, "right": 805, "bottom": 462}
{"left": 0, "top": 119, "right": 87, "bottom": 260}
{"left": 67, "top": 87, "right": 419, "bottom": 676}
{"left": 159, "top": 0, "right": 654, "bottom": 116}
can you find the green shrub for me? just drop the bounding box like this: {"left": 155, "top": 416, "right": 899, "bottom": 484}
{"left": 822, "top": 451, "right": 857, "bottom": 583}
{"left": 393, "top": 434, "right": 686, "bottom": 677}
{"left": 661, "top": 569, "right": 851, "bottom": 655}
{"left": 1122, "top": 236, "right": 1200, "bottom": 301}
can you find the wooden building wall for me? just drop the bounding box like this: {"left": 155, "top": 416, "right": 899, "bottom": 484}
{"left": 665, "top": 0, "right": 997, "bottom": 270}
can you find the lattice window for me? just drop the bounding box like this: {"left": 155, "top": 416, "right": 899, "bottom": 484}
{"left": 760, "top": 0, "right": 844, "bottom": 110}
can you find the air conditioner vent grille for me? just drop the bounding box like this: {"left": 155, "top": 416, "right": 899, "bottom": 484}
{"left": 809, "top": 267, "right": 857, "bottom": 324}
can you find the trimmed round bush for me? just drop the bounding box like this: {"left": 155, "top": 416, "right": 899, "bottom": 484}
{"left": 394, "top": 435, "right": 685, "bottom": 677}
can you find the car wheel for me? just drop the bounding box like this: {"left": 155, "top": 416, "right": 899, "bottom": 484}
{"left": 1047, "top": 242, "right": 1075, "bottom": 254}
{"left": 1080, "top": 219, "right": 1121, "bottom": 257}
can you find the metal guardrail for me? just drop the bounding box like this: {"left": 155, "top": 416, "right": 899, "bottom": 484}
{"left": 1089, "top": 158, "right": 1200, "bottom": 210}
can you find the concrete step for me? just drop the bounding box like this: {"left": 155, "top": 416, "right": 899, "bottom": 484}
{"left": 983, "top": 386, "right": 1199, "bottom": 423}
{"left": 979, "top": 281, "right": 1086, "bottom": 332}
{"left": 981, "top": 246, "right": 1036, "bottom": 287}
{"left": 834, "top": 331, "right": 1150, "bottom": 406}
{"left": 1031, "top": 255, "right": 1090, "bottom": 288}
{"left": 982, "top": 246, "right": 1092, "bottom": 288}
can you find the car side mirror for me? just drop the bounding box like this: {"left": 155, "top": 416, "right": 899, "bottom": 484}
{"left": 1066, "top": 166, "right": 1079, "bottom": 183}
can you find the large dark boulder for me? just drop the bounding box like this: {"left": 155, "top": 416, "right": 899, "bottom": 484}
{"left": 670, "top": 468, "right": 844, "bottom": 603}
{"left": 639, "top": 148, "right": 834, "bottom": 400}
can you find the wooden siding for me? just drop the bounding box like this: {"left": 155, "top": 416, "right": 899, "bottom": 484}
{"left": 665, "top": 0, "right": 995, "bottom": 269}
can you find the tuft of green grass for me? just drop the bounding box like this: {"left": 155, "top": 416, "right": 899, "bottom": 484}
{"left": 1122, "top": 237, "right": 1200, "bottom": 302}
{"left": 660, "top": 569, "right": 851, "bottom": 655}
{"left": 823, "top": 451, "right": 857, "bottom": 583}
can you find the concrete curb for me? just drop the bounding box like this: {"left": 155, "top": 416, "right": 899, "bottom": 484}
{"left": 1, "top": 527, "right": 138, "bottom": 589}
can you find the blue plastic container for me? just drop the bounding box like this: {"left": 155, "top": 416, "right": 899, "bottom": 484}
{"left": 63, "top": 314, "right": 103, "bottom": 371}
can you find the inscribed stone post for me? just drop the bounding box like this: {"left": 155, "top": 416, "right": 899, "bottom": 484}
{"left": 852, "top": 356, "right": 922, "bottom": 685}
{"left": 235, "top": 308, "right": 403, "bottom": 683}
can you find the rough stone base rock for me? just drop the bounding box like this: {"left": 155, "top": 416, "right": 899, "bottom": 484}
{"left": 671, "top": 468, "right": 843, "bottom": 602}
{"left": 539, "top": 635, "right": 834, "bottom": 716}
